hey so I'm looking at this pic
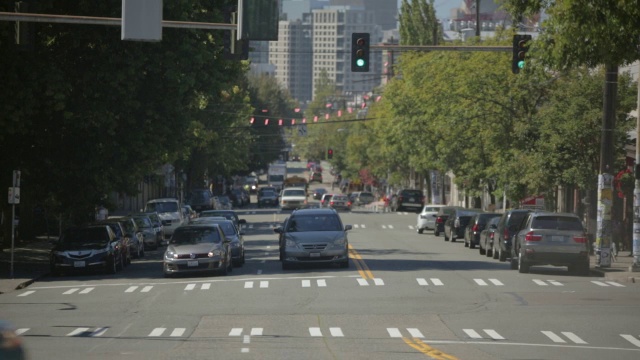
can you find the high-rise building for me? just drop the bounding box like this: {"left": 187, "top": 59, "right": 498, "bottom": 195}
{"left": 269, "top": 19, "right": 313, "bottom": 102}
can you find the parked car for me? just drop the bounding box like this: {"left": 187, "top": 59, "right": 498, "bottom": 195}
{"left": 216, "top": 195, "right": 233, "bottom": 210}
{"left": 109, "top": 216, "right": 145, "bottom": 256}
{"left": 190, "top": 217, "right": 245, "bottom": 266}
{"left": 144, "top": 198, "right": 185, "bottom": 239}
{"left": 312, "top": 187, "right": 328, "bottom": 200}
{"left": 352, "top": 191, "right": 375, "bottom": 206}
{"left": 309, "top": 171, "right": 323, "bottom": 183}
{"left": 200, "top": 210, "right": 247, "bottom": 231}
{"left": 129, "top": 214, "right": 160, "bottom": 250}
{"left": 163, "top": 223, "right": 233, "bottom": 277}
{"left": 510, "top": 212, "right": 589, "bottom": 275}
{"left": 391, "top": 189, "right": 424, "bottom": 212}
{"left": 230, "top": 188, "right": 250, "bottom": 207}
{"left": 257, "top": 189, "right": 278, "bottom": 208}
{"left": 493, "top": 209, "right": 532, "bottom": 262}
{"left": 273, "top": 208, "right": 351, "bottom": 269}
{"left": 479, "top": 216, "right": 501, "bottom": 257}
{"left": 320, "top": 193, "right": 334, "bottom": 208}
{"left": 144, "top": 212, "right": 165, "bottom": 244}
{"left": 464, "top": 213, "right": 501, "bottom": 249}
{"left": 444, "top": 208, "right": 482, "bottom": 242}
{"left": 416, "top": 204, "right": 446, "bottom": 234}
{"left": 329, "top": 194, "right": 351, "bottom": 211}
{"left": 434, "top": 206, "right": 463, "bottom": 237}
{"left": 95, "top": 219, "right": 138, "bottom": 261}
{"left": 245, "top": 175, "right": 259, "bottom": 193}
{"left": 258, "top": 186, "right": 278, "bottom": 203}
{"left": 50, "top": 225, "right": 125, "bottom": 275}
{"left": 186, "top": 189, "right": 214, "bottom": 212}
{"left": 280, "top": 187, "right": 308, "bottom": 210}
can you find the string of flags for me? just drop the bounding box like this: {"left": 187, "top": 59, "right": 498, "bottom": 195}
{"left": 249, "top": 95, "right": 382, "bottom": 125}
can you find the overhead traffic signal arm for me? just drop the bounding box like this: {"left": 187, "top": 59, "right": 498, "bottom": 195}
{"left": 512, "top": 34, "right": 532, "bottom": 74}
{"left": 351, "top": 32, "right": 370, "bottom": 72}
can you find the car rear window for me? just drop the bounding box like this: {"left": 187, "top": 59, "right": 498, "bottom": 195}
{"left": 283, "top": 189, "right": 306, "bottom": 196}
{"left": 532, "top": 216, "right": 583, "bottom": 231}
{"left": 171, "top": 227, "right": 221, "bottom": 244}
{"left": 286, "top": 215, "right": 342, "bottom": 232}
{"left": 401, "top": 190, "right": 423, "bottom": 197}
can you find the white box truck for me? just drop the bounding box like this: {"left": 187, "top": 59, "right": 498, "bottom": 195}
{"left": 268, "top": 163, "right": 287, "bottom": 191}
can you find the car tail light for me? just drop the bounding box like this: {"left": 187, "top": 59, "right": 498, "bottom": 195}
{"left": 503, "top": 229, "right": 510, "bottom": 240}
{"left": 330, "top": 201, "right": 335, "bottom": 206}
{"left": 347, "top": 201, "right": 352, "bottom": 207}
{"left": 436, "top": 217, "right": 443, "bottom": 224}
{"left": 525, "top": 231, "right": 542, "bottom": 242}
{"left": 490, "top": 232, "right": 494, "bottom": 239}
{"left": 472, "top": 224, "right": 479, "bottom": 232}
{"left": 573, "top": 235, "right": 587, "bottom": 243}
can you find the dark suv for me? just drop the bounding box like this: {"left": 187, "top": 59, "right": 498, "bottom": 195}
{"left": 493, "top": 209, "right": 532, "bottom": 262}
{"left": 186, "top": 189, "right": 215, "bottom": 212}
{"left": 444, "top": 209, "right": 482, "bottom": 242}
{"left": 273, "top": 208, "right": 352, "bottom": 269}
{"left": 392, "top": 189, "right": 424, "bottom": 212}
{"left": 464, "top": 213, "right": 501, "bottom": 249}
{"left": 434, "top": 206, "right": 462, "bottom": 236}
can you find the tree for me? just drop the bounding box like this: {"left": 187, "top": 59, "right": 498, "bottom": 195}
{"left": 398, "top": 0, "right": 441, "bottom": 46}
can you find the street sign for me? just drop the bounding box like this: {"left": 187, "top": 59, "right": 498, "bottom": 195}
{"left": 298, "top": 124, "right": 307, "bottom": 136}
{"left": 8, "top": 187, "right": 20, "bottom": 204}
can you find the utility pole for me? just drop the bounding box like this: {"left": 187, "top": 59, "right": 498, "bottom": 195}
{"left": 632, "top": 59, "right": 640, "bottom": 271}
{"left": 475, "top": 0, "right": 480, "bottom": 38}
{"left": 595, "top": 64, "right": 618, "bottom": 268}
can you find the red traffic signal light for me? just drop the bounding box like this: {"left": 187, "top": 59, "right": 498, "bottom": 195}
{"left": 327, "top": 148, "right": 334, "bottom": 159}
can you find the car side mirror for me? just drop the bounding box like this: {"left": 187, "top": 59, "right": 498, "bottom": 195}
{"left": 344, "top": 224, "right": 353, "bottom": 231}
{"left": 224, "top": 237, "right": 232, "bottom": 243}
{"left": 273, "top": 227, "right": 283, "bottom": 234}
{"left": 239, "top": 219, "right": 247, "bottom": 224}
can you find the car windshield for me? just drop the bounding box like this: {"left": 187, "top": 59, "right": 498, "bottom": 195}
{"left": 424, "top": 206, "right": 441, "bottom": 212}
{"left": 204, "top": 221, "right": 236, "bottom": 236}
{"left": 132, "top": 217, "right": 152, "bottom": 228}
{"left": 61, "top": 227, "right": 109, "bottom": 245}
{"left": 146, "top": 201, "right": 179, "bottom": 213}
{"left": 286, "top": 215, "right": 342, "bottom": 232}
{"left": 170, "top": 228, "right": 221, "bottom": 244}
{"left": 145, "top": 213, "right": 160, "bottom": 223}
{"left": 532, "top": 216, "right": 583, "bottom": 231}
{"left": 103, "top": 223, "right": 123, "bottom": 237}
{"left": 201, "top": 211, "right": 236, "bottom": 222}
{"left": 284, "top": 189, "right": 306, "bottom": 196}
{"left": 401, "top": 190, "right": 422, "bottom": 197}
{"left": 262, "top": 191, "right": 276, "bottom": 197}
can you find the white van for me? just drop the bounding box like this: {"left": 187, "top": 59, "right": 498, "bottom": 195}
{"left": 144, "top": 198, "right": 184, "bottom": 241}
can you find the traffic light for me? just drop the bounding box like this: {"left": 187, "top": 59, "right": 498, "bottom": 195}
{"left": 351, "top": 33, "right": 370, "bottom": 72}
{"left": 512, "top": 34, "right": 532, "bottom": 74}
{"left": 327, "top": 148, "right": 333, "bottom": 159}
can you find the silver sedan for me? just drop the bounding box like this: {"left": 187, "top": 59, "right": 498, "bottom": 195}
{"left": 163, "top": 224, "right": 232, "bottom": 277}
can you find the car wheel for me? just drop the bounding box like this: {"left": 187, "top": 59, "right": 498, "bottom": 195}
{"left": 517, "top": 250, "right": 529, "bottom": 273}
{"left": 479, "top": 245, "right": 486, "bottom": 255}
{"left": 434, "top": 230, "right": 440, "bottom": 236}
{"left": 241, "top": 250, "right": 246, "bottom": 265}
{"left": 492, "top": 245, "right": 499, "bottom": 259}
{"left": 498, "top": 247, "right": 507, "bottom": 262}
{"left": 464, "top": 238, "right": 469, "bottom": 247}
{"left": 339, "top": 260, "right": 349, "bottom": 268}
{"left": 417, "top": 228, "right": 424, "bottom": 234}
{"left": 470, "top": 240, "right": 476, "bottom": 249}
{"left": 510, "top": 249, "right": 518, "bottom": 270}
{"left": 140, "top": 242, "right": 145, "bottom": 258}
{"left": 106, "top": 256, "right": 117, "bottom": 274}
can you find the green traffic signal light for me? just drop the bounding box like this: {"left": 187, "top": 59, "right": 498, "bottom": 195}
{"left": 351, "top": 33, "right": 370, "bottom": 72}
{"left": 518, "top": 60, "right": 525, "bottom": 69}
{"left": 512, "top": 34, "right": 531, "bottom": 74}
{"left": 356, "top": 59, "right": 366, "bottom": 67}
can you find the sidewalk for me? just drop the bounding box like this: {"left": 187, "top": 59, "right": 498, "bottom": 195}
{"left": 590, "top": 250, "right": 640, "bottom": 283}
{"left": 0, "top": 238, "right": 53, "bottom": 294}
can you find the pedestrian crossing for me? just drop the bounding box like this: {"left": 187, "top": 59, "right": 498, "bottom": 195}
{"left": 12, "top": 325, "right": 640, "bottom": 348}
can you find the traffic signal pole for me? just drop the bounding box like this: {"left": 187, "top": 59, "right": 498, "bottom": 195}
{"left": 633, "top": 60, "right": 640, "bottom": 271}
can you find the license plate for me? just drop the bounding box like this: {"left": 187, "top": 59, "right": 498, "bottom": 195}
{"left": 309, "top": 252, "right": 321, "bottom": 258}
{"left": 187, "top": 260, "right": 199, "bottom": 267}
{"left": 409, "top": 197, "right": 415, "bottom": 202}
{"left": 551, "top": 235, "right": 565, "bottom": 242}
{"left": 74, "top": 261, "right": 85, "bottom": 268}
{"left": 335, "top": 202, "right": 344, "bottom": 206}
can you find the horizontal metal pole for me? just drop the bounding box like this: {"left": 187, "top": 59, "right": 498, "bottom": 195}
{"left": 0, "top": 12, "right": 236, "bottom": 30}
{"left": 371, "top": 44, "right": 511, "bottom": 52}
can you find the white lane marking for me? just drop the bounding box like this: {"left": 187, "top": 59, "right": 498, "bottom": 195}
{"left": 149, "top": 328, "right": 166, "bottom": 337}
{"left": 67, "top": 327, "right": 90, "bottom": 336}
{"left": 591, "top": 281, "right": 609, "bottom": 287}
{"left": 125, "top": 286, "right": 138, "bottom": 293}
{"left": 533, "top": 279, "right": 548, "bottom": 286}
{"left": 259, "top": 281, "right": 269, "bottom": 288}
{"left": 407, "top": 328, "right": 424, "bottom": 338}
{"left": 360, "top": 224, "right": 366, "bottom": 228}
{"left": 373, "top": 278, "right": 384, "bottom": 286}
{"left": 542, "top": 331, "right": 566, "bottom": 343}
{"left": 63, "top": 288, "right": 79, "bottom": 295}
{"left": 562, "top": 332, "right": 587, "bottom": 344}
{"left": 309, "top": 327, "right": 323, "bottom": 337}
{"left": 241, "top": 348, "right": 250, "bottom": 353}
{"left": 382, "top": 225, "right": 387, "bottom": 229}
{"left": 243, "top": 335, "right": 250, "bottom": 344}
{"left": 548, "top": 280, "right": 563, "bottom": 286}
{"left": 302, "top": 280, "right": 311, "bottom": 288}
{"left": 91, "top": 327, "right": 108, "bottom": 337}
{"left": 317, "top": 279, "right": 327, "bottom": 287}
{"left": 606, "top": 281, "right": 625, "bottom": 287}
{"left": 330, "top": 327, "right": 344, "bottom": 337}
{"left": 463, "top": 329, "right": 483, "bottom": 339}
{"left": 474, "top": 279, "right": 488, "bottom": 286}
{"left": 201, "top": 283, "right": 211, "bottom": 290}
{"left": 489, "top": 279, "right": 504, "bottom": 286}
{"left": 354, "top": 225, "right": 360, "bottom": 229}
{"left": 141, "top": 286, "right": 153, "bottom": 292}
{"left": 18, "top": 291, "right": 35, "bottom": 297}
{"left": 244, "top": 281, "right": 254, "bottom": 289}
{"left": 229, "top": 328, "right": 243, "bottom": 336}
{"left": 417, "top": 278, "right": 428, "bottom": 286}
{"left": 170, "top": 328, "right": 186, "bottom": 337}
{"left": 251, "top": 328, "right": 263, "bottom": 336}
{"left": 621, "top": 334, "right": 640, "bottom": 347}
{"left": 431, "top": 278, "right": 444, "bottom": 286}
{"left": 184, "top": 284, "right": 196, "bottom": 291}
{"left": 257, "top": 270, "right": 263, "bottom": 275}
{"left": 15, "top": 328, "right": 29, "bottom": 335}
{"left": 388, "top": 225, "right": 394, "bottom": 229}
{"left": 266, "top": 246, "right": 271, "bottom": 249}
{"left": 79, "top": 287, "right": 94, "bottom": 294}
{"left": 408, "top": 225, "right": 414, "bottom": 230}
{"left": 484, "top": 329, "right": 505, "bottom": 340}
{"left": 387, "top": 328, "right": 402, "bottom": 338}
{"left": 357, "top": 278, "right": 369, "bottom": 286}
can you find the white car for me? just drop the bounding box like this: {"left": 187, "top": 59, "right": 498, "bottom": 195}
{"left": 416, "top": 204, "right": 446, "bottom": 234}
{"left": 280, "top": 187, "right": 308, "bottom": 210}
{"left": 144, "top": 198, "right": 185, "bottom": 240}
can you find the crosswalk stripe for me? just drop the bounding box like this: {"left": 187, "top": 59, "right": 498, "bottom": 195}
{"left": 360, "top": 224, "right": 366, "bottom": 228}
{"left": 561, "top": 332, "right": 587, "bottom": 344}
{"left": 621, "top": 334, "right": 640, "bottom": 347}
{"left": 17, "top": 291, "right": 34, "bottom": 297}
{"left": 250, "top": 328, "right": 263, "bottom": 336}
{"left": 484, "top": 329, "right": 505, "bottom": 340}
{"left": 185, "top": 284, "right": 196, "bottom": 291}
{"left": 591, "top": 281, "right": 608, "bottom": 287}
{"left": 260, "top": 281, "right": 269, "bottom": 288}
{"left": 317, "top": 279, "right": 327, "bottom": 287}
{"left": 548, "top": 280, "right": 563, "bottom": 286}
{"left": 357, "top": 278, "right": 369, "bottom": 286}
{"left": 79, "top": 287, "right": 94, "bottom": 294}
{"left": 63, "top": 288, "right": 79, "bottom": 295}
{"left": 408, "top": 225, "right": 414, "bottom": 230}
{"left": 463, "top": 329, "right": 482, "bottom": 339}
{"left": 407, "top": 328, "right": 424, "bottom": 338}
{"left": 241, "top": 348, "right": 250, "bottom": 353}
{"left": 170, "top": 328, "right": 186, "bottom": 337}
{"left": 373, "top": 278, "right": 384, "bottom": 286}
{"left": 125, "top": 286, "right": 138, "bottom": 293}
{"left": 330, "top": 327, "right": 344, "bottom": 337}
{"left": 474, "top": 279, "right": 488, "bottom": 286}
{"left": 309, "top": 327, "right": 322, "bottom": 337}
{"left": 431, "top": 278, "right": 444, "bottom": 286}
{"left": 141, "top": 286, "right": 153, "bottom": 292}
{"left": 244, "top": 281, "right": 254, "bottom": 289}
{"left": 606, "top": 281, "right": 625, "bottom": 287}
{"left": 15, "top": 328, "right": 29, "bottom": 335}
{"left": 382, "top": 225, "right": 387, "bottom": 229}
{"left": 387, "top": 328, "right": 402, "bottom": 338}
{"left": 149, "top": 328, "right": 166, "bottom": 337}
{"left": 91, "top": 327, "right": 108, "bottom": 337}
{"left": 542, "top": 331, "right": 565, "bottom": 343}
{"left": 417, "top": 278, "right": 428, "bottom": 286}
{"left": 388, "top": 225, "right": 394, "bottom": 229}
{"left": 229, "top": 328, "right": 243, "bottom": 336}
{"left": 533, "top": 279, "right": 548, "bottom": 286}
{"left": 489, "top": 279, "right": 504, "bottom": 286}
{"left": 201, "top": 283, "right": 211, "bottom": 290}
{"left": 67, "top": 327, "right": 90, "bottom": 336}
{"left": 302, "top": 280, "right": 311, "bottom": 287}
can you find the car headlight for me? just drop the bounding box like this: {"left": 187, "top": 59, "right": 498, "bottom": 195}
{"left": 208, "top": 250, "right": 222, "bottom": 257}
{"left": 285, "top": 239, "right": 297, "bottom": 247}
{"left": 165, "top": 251, "right": 177, "bottom": 259}
{"left": 334, "top": 238, "right": 346, "bottom": 246}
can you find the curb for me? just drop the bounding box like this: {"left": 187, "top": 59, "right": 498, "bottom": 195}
{"left": 15, "top": 272, "right": 49, "bottom": 290}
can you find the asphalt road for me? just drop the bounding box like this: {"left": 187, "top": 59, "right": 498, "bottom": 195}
{"left": 2, "top": 163, "right": 640, "bottom": 359}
